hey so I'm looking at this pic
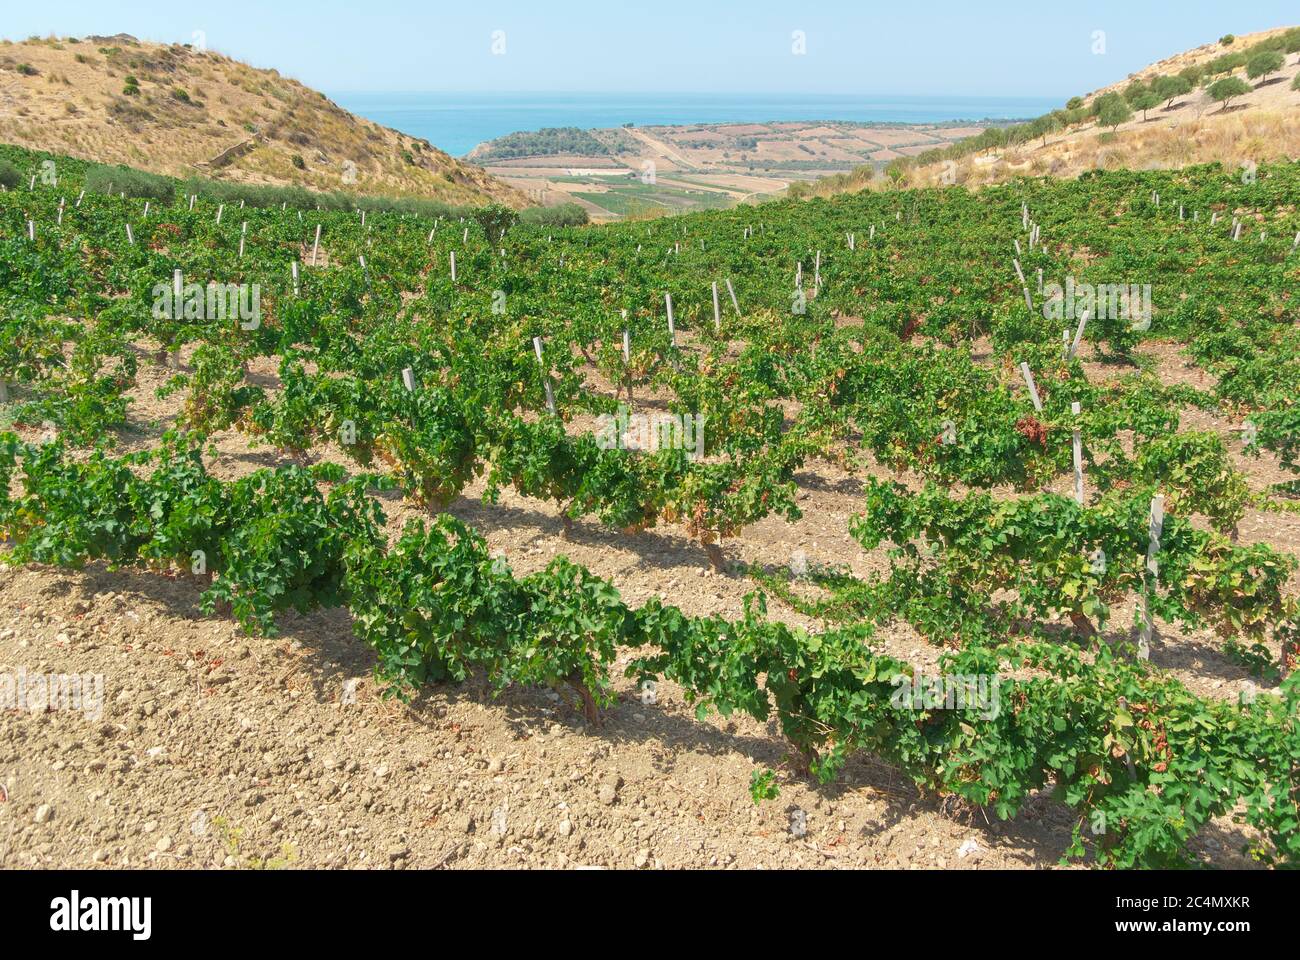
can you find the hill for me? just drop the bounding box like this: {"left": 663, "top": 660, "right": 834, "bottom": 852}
{"left": 0, "top": 33, "right": 527, "bottom": 207}
{"left": 803, "top": 26, "right": 1300, "bottom": 195}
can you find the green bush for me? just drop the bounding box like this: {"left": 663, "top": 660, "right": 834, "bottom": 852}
{"left": 519, "top": 203, "right": 589, "bottom": 228}
{"left": 0, "top": 160, "right": 20, "bottom": 190}
{"left": 85, "top": 163, "right": 174, "bottom": 201}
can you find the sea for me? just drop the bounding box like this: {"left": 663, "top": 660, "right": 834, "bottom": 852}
{"left": 329, "top": 92, "right": 1061, "bottom": 158}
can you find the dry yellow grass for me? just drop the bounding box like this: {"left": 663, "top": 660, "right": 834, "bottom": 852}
{"left": 809, "top": 26, "right": 1300, "bottom": 196}
{"left": 0, "top": 33, "right": 529, "bottom": 207}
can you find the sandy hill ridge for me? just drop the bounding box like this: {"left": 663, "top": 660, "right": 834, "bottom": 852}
{"left": 810, "top": 26, "right": 1300, "bottom": 195}
{"left": 0, "top": 34, "right": 527, "bottom": 207}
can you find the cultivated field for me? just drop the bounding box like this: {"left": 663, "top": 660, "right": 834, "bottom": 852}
{"left": 1, "top": 142, "right": 1298, "bottom": 870}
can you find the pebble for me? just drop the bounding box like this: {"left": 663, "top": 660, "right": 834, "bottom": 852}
{"left": 156, "top": 835, "right": 173, "bottom": 853}
{"left": 558, "top": 819, "right": 573, "bottom": 838}
{"left": 33, "top": 804, "right": 53, "bottom": 824}
{"left": 634, "top": 848, "right": 651, "bottom": 869}
{"left": 598, "top": 784, "right": 618, "bottom": 806}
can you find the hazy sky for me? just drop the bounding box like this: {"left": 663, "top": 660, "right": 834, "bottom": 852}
{"left": 3, "top": 1, "right": 1295, "bottom": 98}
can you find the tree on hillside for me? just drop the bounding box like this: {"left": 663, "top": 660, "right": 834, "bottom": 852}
{"left": 1208, "top": 76, "right": 1252, "bottom": 111}
{"left": 1066, "top": 96, "right": 1084, "bottom": 110}
{"left": 1179, "top": 64, "right": 1205, "bottom": 86}
{"left": 1130, "top": 88, "right": 1162, "bottom": 121}
{"left": 1095, "top": 92, "right": 1133, "bottom": 131}
{"left": 1246, "top": 51, "right": 1285, "bottom": 83}
{"left": 1029, "top": 113, "right": 1063, "bottom": 146}
{"left": 1123, "top": 81, "right": 1149, "bottom": 104}
{"left": 1153, "top": 74, "right": 1193, "bottom": 108}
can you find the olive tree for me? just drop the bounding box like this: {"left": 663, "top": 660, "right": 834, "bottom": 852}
{"left": 1153, "top": 74, "right": 1193, "bottom": 108}
{"left": 1246, "top": 51, "right": 1285, "bottom": 83}
{"left": 1095, "top": 92, "right": 1132, "bottom": 131}
{"left": 1208, "top": 76, "right": 1251, "bottom": 110}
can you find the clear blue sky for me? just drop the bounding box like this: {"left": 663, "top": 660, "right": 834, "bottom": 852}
{"left": 4, "top": 1, "right": 1296, "bottom": 98}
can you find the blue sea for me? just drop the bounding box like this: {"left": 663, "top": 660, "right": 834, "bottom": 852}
{"left": 329, "top": 92, "right": 1060, "bottom": 158}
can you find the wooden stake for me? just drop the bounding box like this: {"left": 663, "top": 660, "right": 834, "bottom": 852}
{"left": 1068, "top": 310, "right": 1090, "bottom": 360}
{"left": 533, "top": 337, "right": 556, "bottom": 415}
{"left": 1019, "top": 362, "right": 1043, "bottom": 412}
{"left": 1072, "top": 401, "right": 1084, "bottom": 505}
{"left": 1141, "top": 495, "right": 1165, "bottom": 652}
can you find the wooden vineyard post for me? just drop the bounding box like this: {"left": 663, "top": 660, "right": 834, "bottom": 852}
{"left": 125, "top": 223, "right": 134, "bottom": 246}
{"left": 622, "top": 320, "right": 633, "bottom": 404}
{"left": 533, "top": 337, "right": 556, "bottom": 415}
{"left": 665, "top": 293, "right": 676, "bottom": 349}
{"left": 216, "top": 204, "right": 224, "bottom": 225}
{"left": 1140, "top": 495, "right": 1165, "bottom": 658}
{"left": 239, "top": 222, "right": 247, "bottom": 259}
{"left": 1068, "top": 310, "right": 1090, "bottom": 360}
{"left": 292, "top": 261, "right": 300, "bottom": 296}
{"left": 711, "top": 281, "right": 721, "bottom": 334}
{"left": 450, "top": 250, "right": 457, "bottom": 282}
{"left": 312, "top": 224, "right": 321, "bottom": 266}
{"left": 1072, "top": 401, "right": 1084, "bottom": 505}
{"left": 1019, "top": 362, "right": 1043, "bottom": 412}
{"left": 725, "top": 278, "right": 740, "bottom": 316}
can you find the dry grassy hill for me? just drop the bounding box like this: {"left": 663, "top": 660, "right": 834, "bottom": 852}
{"left": 811, "top": 26, "right": 1300, "bottom": 195}
{"left": 0, "top": 34, "right": 527, "bottom": 207}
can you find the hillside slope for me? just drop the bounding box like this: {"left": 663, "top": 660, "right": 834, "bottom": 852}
{"left": 0, "top": 34, "right": 527, "bottom": 207}
{"left": 808, "top": 26, "right": 1300, "bottom": 195}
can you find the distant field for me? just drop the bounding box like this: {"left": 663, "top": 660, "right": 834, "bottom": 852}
{"left": 482, "top": 118, "right": 1011, "bottom": 218}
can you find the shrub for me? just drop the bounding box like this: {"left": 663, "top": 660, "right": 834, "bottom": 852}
{"left": 84, "top": 163, "right": 175, "bottom": 201}
{"left": 290, "top": 153, "right": 305, "bottom": 170}
{"left": 519, "top": 203, "right": 589, "bottom": 228}
{"left": 16, "top": 63, "right": 37, "bottom": 76}
{"left": 1221, "top": 34, "right": 1235, "bottom": 45}
{"left": 0, "top": 160, "right": 20, "bottom": 190}
{"left": 170, "top": 87, "right": 191, "bottom": 103}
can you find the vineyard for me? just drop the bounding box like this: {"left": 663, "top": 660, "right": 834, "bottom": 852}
{"left": 2, "top": 140, "right": 1299, "bottom": 869}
